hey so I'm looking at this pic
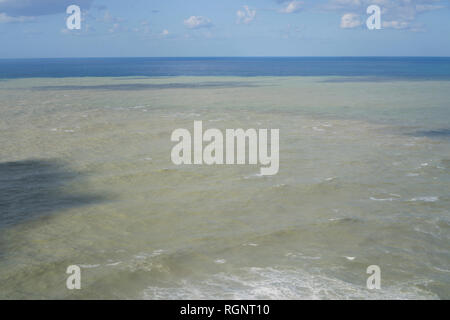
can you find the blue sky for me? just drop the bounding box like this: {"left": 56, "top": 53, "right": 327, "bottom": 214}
{"left": 0, "top": 0, "right": 449, "bottom": 58}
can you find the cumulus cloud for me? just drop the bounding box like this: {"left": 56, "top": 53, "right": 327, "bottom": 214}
{"left": 236, "top": 6, "right": 256, "bottom": 24}
{"left": 324, "top": 0, "right": 446, "bottom": 30}
{"left": 280, "top": 1, "right": 304, "bottom": 14}
{"left": 340, "top": 13, "right": 362, "bottom": 28}
{"left": 184, "top": 16, "right": 213, "bottom": 29}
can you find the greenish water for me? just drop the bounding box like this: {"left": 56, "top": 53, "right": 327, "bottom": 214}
{"left": 0, "top": 76, "right": 449, "bottom": 299}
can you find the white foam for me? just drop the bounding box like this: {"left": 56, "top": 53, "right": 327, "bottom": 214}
{"left": 134, "top": 249, "right": 165, "bottom": 260}
{"left": 215, "top": 259, "right": 227, "bottom": 264}
{"left": 142, "top": 267, "right": 438, "bottom": 300}
{"left": 434, "top": 267, "right": 450, "bottom": 273}
{"left": 407, "top": 173, "right": 420, "bottom": 177}
{"left": 243, "top": 243, "right": 259, "bottom": 247}
{"left": 345, "top": 256, "right": 355, "bottom": 261}
{"left": 301, "top": 255, "right": 321, "bottom": 260}
{"left": 79, "top": 264, "right": 100, "bottom": 269}
{"left": 243, "top": 173, "right": 264, "bottom": 180}
{"left": 273, "top": 184, "right": 286, "bottom": 188}
{"left": 370, "top": 197, "right": 396, "bottom": 202}
{"left": 409, "top": 197, "right": 439, "bottom": 202}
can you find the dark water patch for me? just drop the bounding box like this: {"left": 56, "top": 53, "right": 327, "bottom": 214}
{"left": 319, "top": 76, "right": 448, "bottom": 83}
{"left": 441, "top": 159, "right": 450, "bottom": 169}
{"left": 31, "top": 81, "right": 258, "bottom": 91}
{"left": 408, "top": 129, "right": 450, "bottom": 139}
{"left": 0, "top": 159, "right": 109, "bottom": 230}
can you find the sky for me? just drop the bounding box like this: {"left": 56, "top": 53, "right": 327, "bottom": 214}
{"left": 0, "top": 0, "right": 450, "bottom": 58}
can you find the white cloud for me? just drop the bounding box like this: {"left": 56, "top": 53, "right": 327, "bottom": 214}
{"left": 280, "top": 1, "right": 304, "bottom": 14}
{"left": 184, "top": 16, "right": 212, "bottom": 29}
{"left": 326, "top": 0, "right": 361, "bottom": 9}
{"left": 325, "top": 0, "right": 447, "bottom": 30}
{"left": 0, "top": 0, "right": 93, "bottom": 16}
{"left": 90, "top": 9, "right": 127, "bottom": 34}
{"left": 340, "top": 13, "right": 362, "bottom": 28}
{"left": 236, "top": 5, "right": 256, "bottom": 24}
{"left": 98, "top": 10, "right": 124, "bottom": 24}
{"left": 382, "top": 20, "right": 410, "bottom": 29}
{"left": 161, "top": 29, "right": 169, "bottom": 36}
{"left": 108, "top": 23, "right": 128, "bottom": 33}
{"left": 416, "top": 4, "right": 445, "bottom": 13}
{"left": 0, "top": 12, "right": 35, "bottom": 23}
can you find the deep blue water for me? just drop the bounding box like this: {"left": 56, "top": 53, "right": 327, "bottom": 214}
{"left": 1, "top": 57, "right": 450, "bottom": 79}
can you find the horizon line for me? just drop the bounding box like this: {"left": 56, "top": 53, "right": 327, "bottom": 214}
{"left": 1, "top": 55, "right": 450, "bottom": 60}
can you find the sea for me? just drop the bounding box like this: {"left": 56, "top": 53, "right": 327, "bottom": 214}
{"left": 0, "top": 57, "right": 449, "bottom": 299}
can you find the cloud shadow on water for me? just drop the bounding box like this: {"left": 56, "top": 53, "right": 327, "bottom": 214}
{"left": 408, "top": 128, "right": 450, "bottom": 139}
{"left": 0, "top": 159, "right": 109, "bottom": 230}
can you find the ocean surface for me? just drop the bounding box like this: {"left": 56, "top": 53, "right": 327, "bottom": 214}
{"left": 1, "top": 57, "right": 450, "bottom": 79}
{"left": 0, "top": 58, "right": 449, "bottom": 299}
